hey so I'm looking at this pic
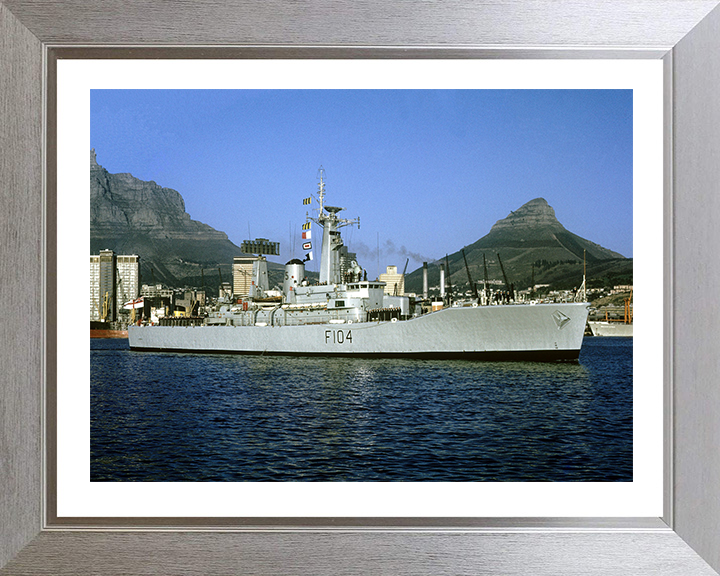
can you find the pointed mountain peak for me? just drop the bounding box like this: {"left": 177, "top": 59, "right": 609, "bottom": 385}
{"left": 511, "top": 197, "right": 556, "bottom": 219}
{"left": 521, "top": 197, "right": 551, "bottom": 209}
{"left": 490, "top": 197, "right": 563, "bottom": 232}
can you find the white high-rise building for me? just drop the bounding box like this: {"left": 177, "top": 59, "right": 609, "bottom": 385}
{"left": 89, "top": 250, "right": 140, "bottom": 321}
{"left": 90, "top": 255, "right": 101, "bottom": 320}
{"left": 116, "top": 255, "right": 140, "bottom": 313}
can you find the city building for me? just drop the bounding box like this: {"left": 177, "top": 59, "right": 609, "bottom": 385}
{"left": 379, "top": 265, "right": 405, "bottom": 296}
{"left": 89, "top": 250, "right": 139, "bottom": 321}
{"left": 140, "top": 284, "right": 174, "bottom": 321}
{"left": 89, "top": 255, "right": 101, "bottom": 321}
{"left": 233, "top": 256, "right": 269, "bottom": 297}
{"left": 116, "top": 254, "right": 140, "bottom": 313}
{"left": 233, "top": 256, "right": 257, "bottom": 296}
{"left": 174, "top": 290, "right": 206, "bottom": 317}
{"left": 140, "top": 284, "right": 174, "bottom": 299}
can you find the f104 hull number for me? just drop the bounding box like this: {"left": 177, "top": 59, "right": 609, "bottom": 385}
{"left": 325, "top": 329, "right": 353, "bottom": 344}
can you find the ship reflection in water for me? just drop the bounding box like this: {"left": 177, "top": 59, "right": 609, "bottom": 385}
{"left": 91, "top": 336, "right": 632, "bottom": 482}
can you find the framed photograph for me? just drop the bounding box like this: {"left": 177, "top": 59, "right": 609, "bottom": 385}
{"left": 2, "top": 1, "right": 720, "bottom": 574}
{"left": 62, "top": 59, "right": 658, "bottom": 520}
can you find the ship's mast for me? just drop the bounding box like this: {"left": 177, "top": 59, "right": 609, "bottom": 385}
{"left": 574, "top": 249, "right": 587, "bottom": 303}
{"left": 316, "top": 167, "right": 327, "bottom": 214}
{"left": 308, "top": 167, "right": 359, "bottom": 284}
{"left": 583, "top": 249, "right": 587, "bottom": 302}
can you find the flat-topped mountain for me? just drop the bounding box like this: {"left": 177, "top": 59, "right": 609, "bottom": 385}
{"left": 91, "top": 151, "right": 630, "bottom": 295}
{"left": 91, "top": 149, "right": 245, "bottom": 289}
{"left": 405, "top": 198, "right": 631, "bottom": 294}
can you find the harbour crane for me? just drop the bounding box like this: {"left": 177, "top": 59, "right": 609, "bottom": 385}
{"left": 394, "top": 258, "right": 409, "bottom": 296}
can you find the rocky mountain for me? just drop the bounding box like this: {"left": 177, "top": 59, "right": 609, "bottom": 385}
{"left": 91, "top": 151, "right": 630, "bottom": 295}
{"left": 91, "top": 149, "right": 251, "bottom": 291}
{"left": 405, "top": 198, "right": 632, "bottom": 294}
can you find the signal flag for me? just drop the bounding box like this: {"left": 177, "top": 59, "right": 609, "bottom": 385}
{"left": 301, "top": 230, "right": 311, "bottom": 240}
{"left": 302, "top": 241, "right": 312, "bottom": 251}
{"left": 302, "top": 222, "right": 311, "bottom": 230}
{"left": 303, "top": 197, "right": 312, "bottom": 205}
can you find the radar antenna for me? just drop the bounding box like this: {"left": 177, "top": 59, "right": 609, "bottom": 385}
{"left": 307, "top": 167, "right": 360, "bottom": 284}
{"left": 308, "top": 167, "right": 360, "bottom": 231}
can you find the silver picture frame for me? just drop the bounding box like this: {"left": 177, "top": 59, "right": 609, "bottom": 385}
{"left": 2, "top": 1, "right": 720, "bottom": 574}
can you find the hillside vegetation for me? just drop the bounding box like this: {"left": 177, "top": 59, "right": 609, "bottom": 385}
{"left": 405, "top": 198, "right": 631, "bottom": 294}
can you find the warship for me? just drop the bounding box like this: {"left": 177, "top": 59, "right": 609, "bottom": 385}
{"left": 128, "top": 169, "right": 590, "bottom": 360}
{"left": 588, "top": 290, "right": 633, "bottom": 337}
{"left": 587, "top": 321, "right": 633, "bottom": 337}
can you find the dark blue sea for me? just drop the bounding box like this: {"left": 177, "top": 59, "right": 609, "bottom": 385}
{"left": 91, "top": 337, "right": 632, "bottom": 482}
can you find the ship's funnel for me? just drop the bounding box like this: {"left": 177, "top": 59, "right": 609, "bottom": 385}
{"left": 283, "top": 259, "right": 306, "bottom": 299}
{"left": 440, "top": 263, "right": 446, "bottom": 298}
{"left": 423, "top": 262, "right": 428, "bottom": 300}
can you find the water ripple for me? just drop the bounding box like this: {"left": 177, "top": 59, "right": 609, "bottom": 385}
{"left": 91, "top": 337, "right": 632, "bottom": 481}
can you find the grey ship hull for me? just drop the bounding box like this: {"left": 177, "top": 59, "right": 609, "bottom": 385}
{"left": 128, "top": 302, "right": 590, "bottom": 361}
{"left": 588, "top": 320, "right": 633, "bottom": 337}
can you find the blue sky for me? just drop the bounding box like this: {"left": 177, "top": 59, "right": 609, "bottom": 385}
{"left": 91, "top": 89, "right": 633, "bottom": 277}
